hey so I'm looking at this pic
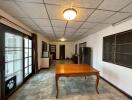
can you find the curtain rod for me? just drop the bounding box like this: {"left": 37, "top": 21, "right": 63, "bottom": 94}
{"left": 0, "top": 15, "right": 33, "bottom": 34}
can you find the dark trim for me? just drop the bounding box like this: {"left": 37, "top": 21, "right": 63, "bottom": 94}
{"left": 100, "top": 76, "right": 132, "bottom": 99}
{"left": 40, "top": 68, "right": 50, "bottom": 70}
{"left": 0, "top": 25, "right": 6, "bottom": 100}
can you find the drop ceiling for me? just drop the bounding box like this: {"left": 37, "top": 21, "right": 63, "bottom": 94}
{"left": 0, "top": 0, "right": 132, "bottom": 41}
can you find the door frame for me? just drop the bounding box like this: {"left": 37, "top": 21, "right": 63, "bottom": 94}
{"left": 0, "top": 23, "right": 35, "bottom": 99}
{"left": 49, "top": 44, "right": 56, "bottom": 60}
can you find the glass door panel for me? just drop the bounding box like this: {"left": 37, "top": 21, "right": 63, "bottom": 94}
{"left": 24, "top": 37, "right": 32, "bottom": 78}
{"left": 5, "top": 32, "right": 23, "bottom": 96}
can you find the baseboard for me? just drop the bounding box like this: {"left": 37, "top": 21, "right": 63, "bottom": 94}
{"left": 100, "top": 76, "right": 132, "bottom": 99}
{"left": 40, "top": 68, "right": 49, "bottom": 70}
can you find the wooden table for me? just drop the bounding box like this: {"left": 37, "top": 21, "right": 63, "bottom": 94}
{"left": 55, "top": 64, "right": 100, "bottom": 98}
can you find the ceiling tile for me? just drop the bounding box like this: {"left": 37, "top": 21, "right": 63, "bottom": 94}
{"left": 64, "top": 28, "right": 76, "bottom": 36}
{"left": 18, "top": 2, "right": 48, "bottom": 18}
{"left": 16, "top": 17, "right": 36, "bottom": 27}
{"left": 0, "top": 0, "right": 27, "bottom": 17}
{"left": 44, "top": 0, "right": 102, "bottom": 8}
{"left": 76, "top": 28, "right": 88, "bottom": 33}
{"left": 88, "top": 23, "right": 110, "bottom": 33}
{"left": 74, "top": 32, "right": 84, "bottom": 37}
{"left": 51, "top": 20, "right": 67, "bottom": 27}
{"left": 33, "top": 18, "right": 51, "bottom": 27}
{"left": 104, "top": 13, "right": 131, "bottom": 24}
{"left": 87, "top": 10, "right": 115, "bottom": 22}
{"left": 40, "top": 26, "right": 52, "bottom": 31}
{"left": 44, "top": 0, "right": 68, "bottom": 5}
{"left": 54, "top": 27, "right": 65, "bottom": 32}
{"left": 46, "top": 4, "right": 94, "bottom": 21}
{"left": 74, "top": 8, "right": 94, "bottom": 21}
{"left": 66, "top": 28, "right": 76, "bottom": 33}
{"left": 67, "top": 21, "right": 83, "bottom": 28}
{"left": 99, "top": 0, "right": 132, "bottom": 11}
{"left": 81, "top": 22, "right": 97, "bottom": 29}
{"left": 74, "top": 0, "right": 103, "bottom": 8}
{"left": 56, "top": 32, "right": 64, "bottom": 38}
{"left": 29, "top": 25, "right": 39, "bottom": 30}
{"left": 14, "top": 0, "right": 43, "bottom": 3}
{"left": 121, "top": 4, "right": 132, "bottom": 13}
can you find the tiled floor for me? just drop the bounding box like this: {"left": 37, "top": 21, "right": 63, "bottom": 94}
{"left": 8, "top": 60, "right": 130, "bottom": 100}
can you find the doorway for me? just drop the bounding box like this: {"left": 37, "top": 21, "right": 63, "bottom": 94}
{"left": 59, "top": 45, "right": 65, "bottom": 59}
{"left": 49, "top": 45, "right": 56, "bottom": 60}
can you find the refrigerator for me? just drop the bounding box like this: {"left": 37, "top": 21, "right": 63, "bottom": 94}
{"left": 79, "top": 47, "right": 91, "bottom": 65}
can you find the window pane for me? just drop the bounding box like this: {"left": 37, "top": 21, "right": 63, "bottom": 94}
{"left": 29, "top": 65, "right": 32, "bottom": 74}
{"left": 24, "top": 38, "right": 28, "bottom": 48}
{"left": 5, "top": 32, "right": 15, "bottom": 47}
{"left": 29, "top": 57, "right": 32, "bottom": 65}
{"left": 5, "top": 62, "right": 14, "bottom": 76}
{"left": 15, "top": 71, "right": 23, "bottom": 85}
{"left": 15, "top": 35, "right": 22, "bottom": 47}
{"left": 29, "top": 40, "right": 32, "bottom": 48}
{"left": 24, "top": 49, "right": 28, "bottom": 57}
{"left": 29, "top": 49, "right": 32, "bottom": 57}
{"left": 25, "top": 67, "right": 28, "bottom": 77}
{"left": 5, "top": 51, "right": 14, "bottom": 62}
{"left": 24, "top": 58, "right": 28, "bottom": 67}
{"left": 14, "top": 51, "right": 22, "bottom": 60}
{"left": 14, "top": 60, "right": 22, "bottom": 72}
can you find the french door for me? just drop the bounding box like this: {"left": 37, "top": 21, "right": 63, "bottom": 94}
{"left": 5, "top": 32, "right": 23, "bottom": 95}
{"left": 0, "top": 23, "right": 33, "bottom": 99}
{"left": 24, "top": 37, "right": 32, "bottom": 78}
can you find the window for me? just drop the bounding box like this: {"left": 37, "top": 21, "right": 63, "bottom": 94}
{"left": 103, "top": 30, "right": 132, "bottom": 69}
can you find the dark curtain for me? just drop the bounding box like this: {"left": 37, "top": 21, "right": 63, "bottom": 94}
{"left": 0, "top": 23, "right": 6, "bottom": 100}
{"left": 32, "top": 33, "right": 38, "bottom": 74}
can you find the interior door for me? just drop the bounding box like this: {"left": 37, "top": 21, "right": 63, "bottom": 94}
{"left": 49, "top": 45, "right": 56, "bottom": 60}
{"left": 59, "top": 45, "right": 65, "bottom": 59}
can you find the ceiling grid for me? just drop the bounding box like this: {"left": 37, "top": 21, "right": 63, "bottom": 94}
{"left": 0, "top": 0, "right": 132, "bottom": 41}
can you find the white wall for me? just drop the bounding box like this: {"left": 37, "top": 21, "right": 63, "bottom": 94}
{"left": 51, "top": 42, "right": 75, "bottom": 59}
{"left": 76, "top": 19, "right": 132, "bottom": 96}
{"left": 37, "top": 34, "right": 49, "bottom": 69}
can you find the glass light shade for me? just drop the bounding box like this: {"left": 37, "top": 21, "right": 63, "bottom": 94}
{"left": 63, "top": 8, "right": 77, "bottom": 20}
{"left": 60, "top": 38, "right": 66, "bottom": 41}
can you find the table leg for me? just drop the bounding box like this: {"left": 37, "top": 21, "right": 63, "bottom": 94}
{"left": 56, "top": 75, "right": 59, "bottom": 98}
{"left": 85, "top": 76, "right": 86, "bottom": 80}
{"left": 96, "top": 74, "right": 99, "bottom": 94}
